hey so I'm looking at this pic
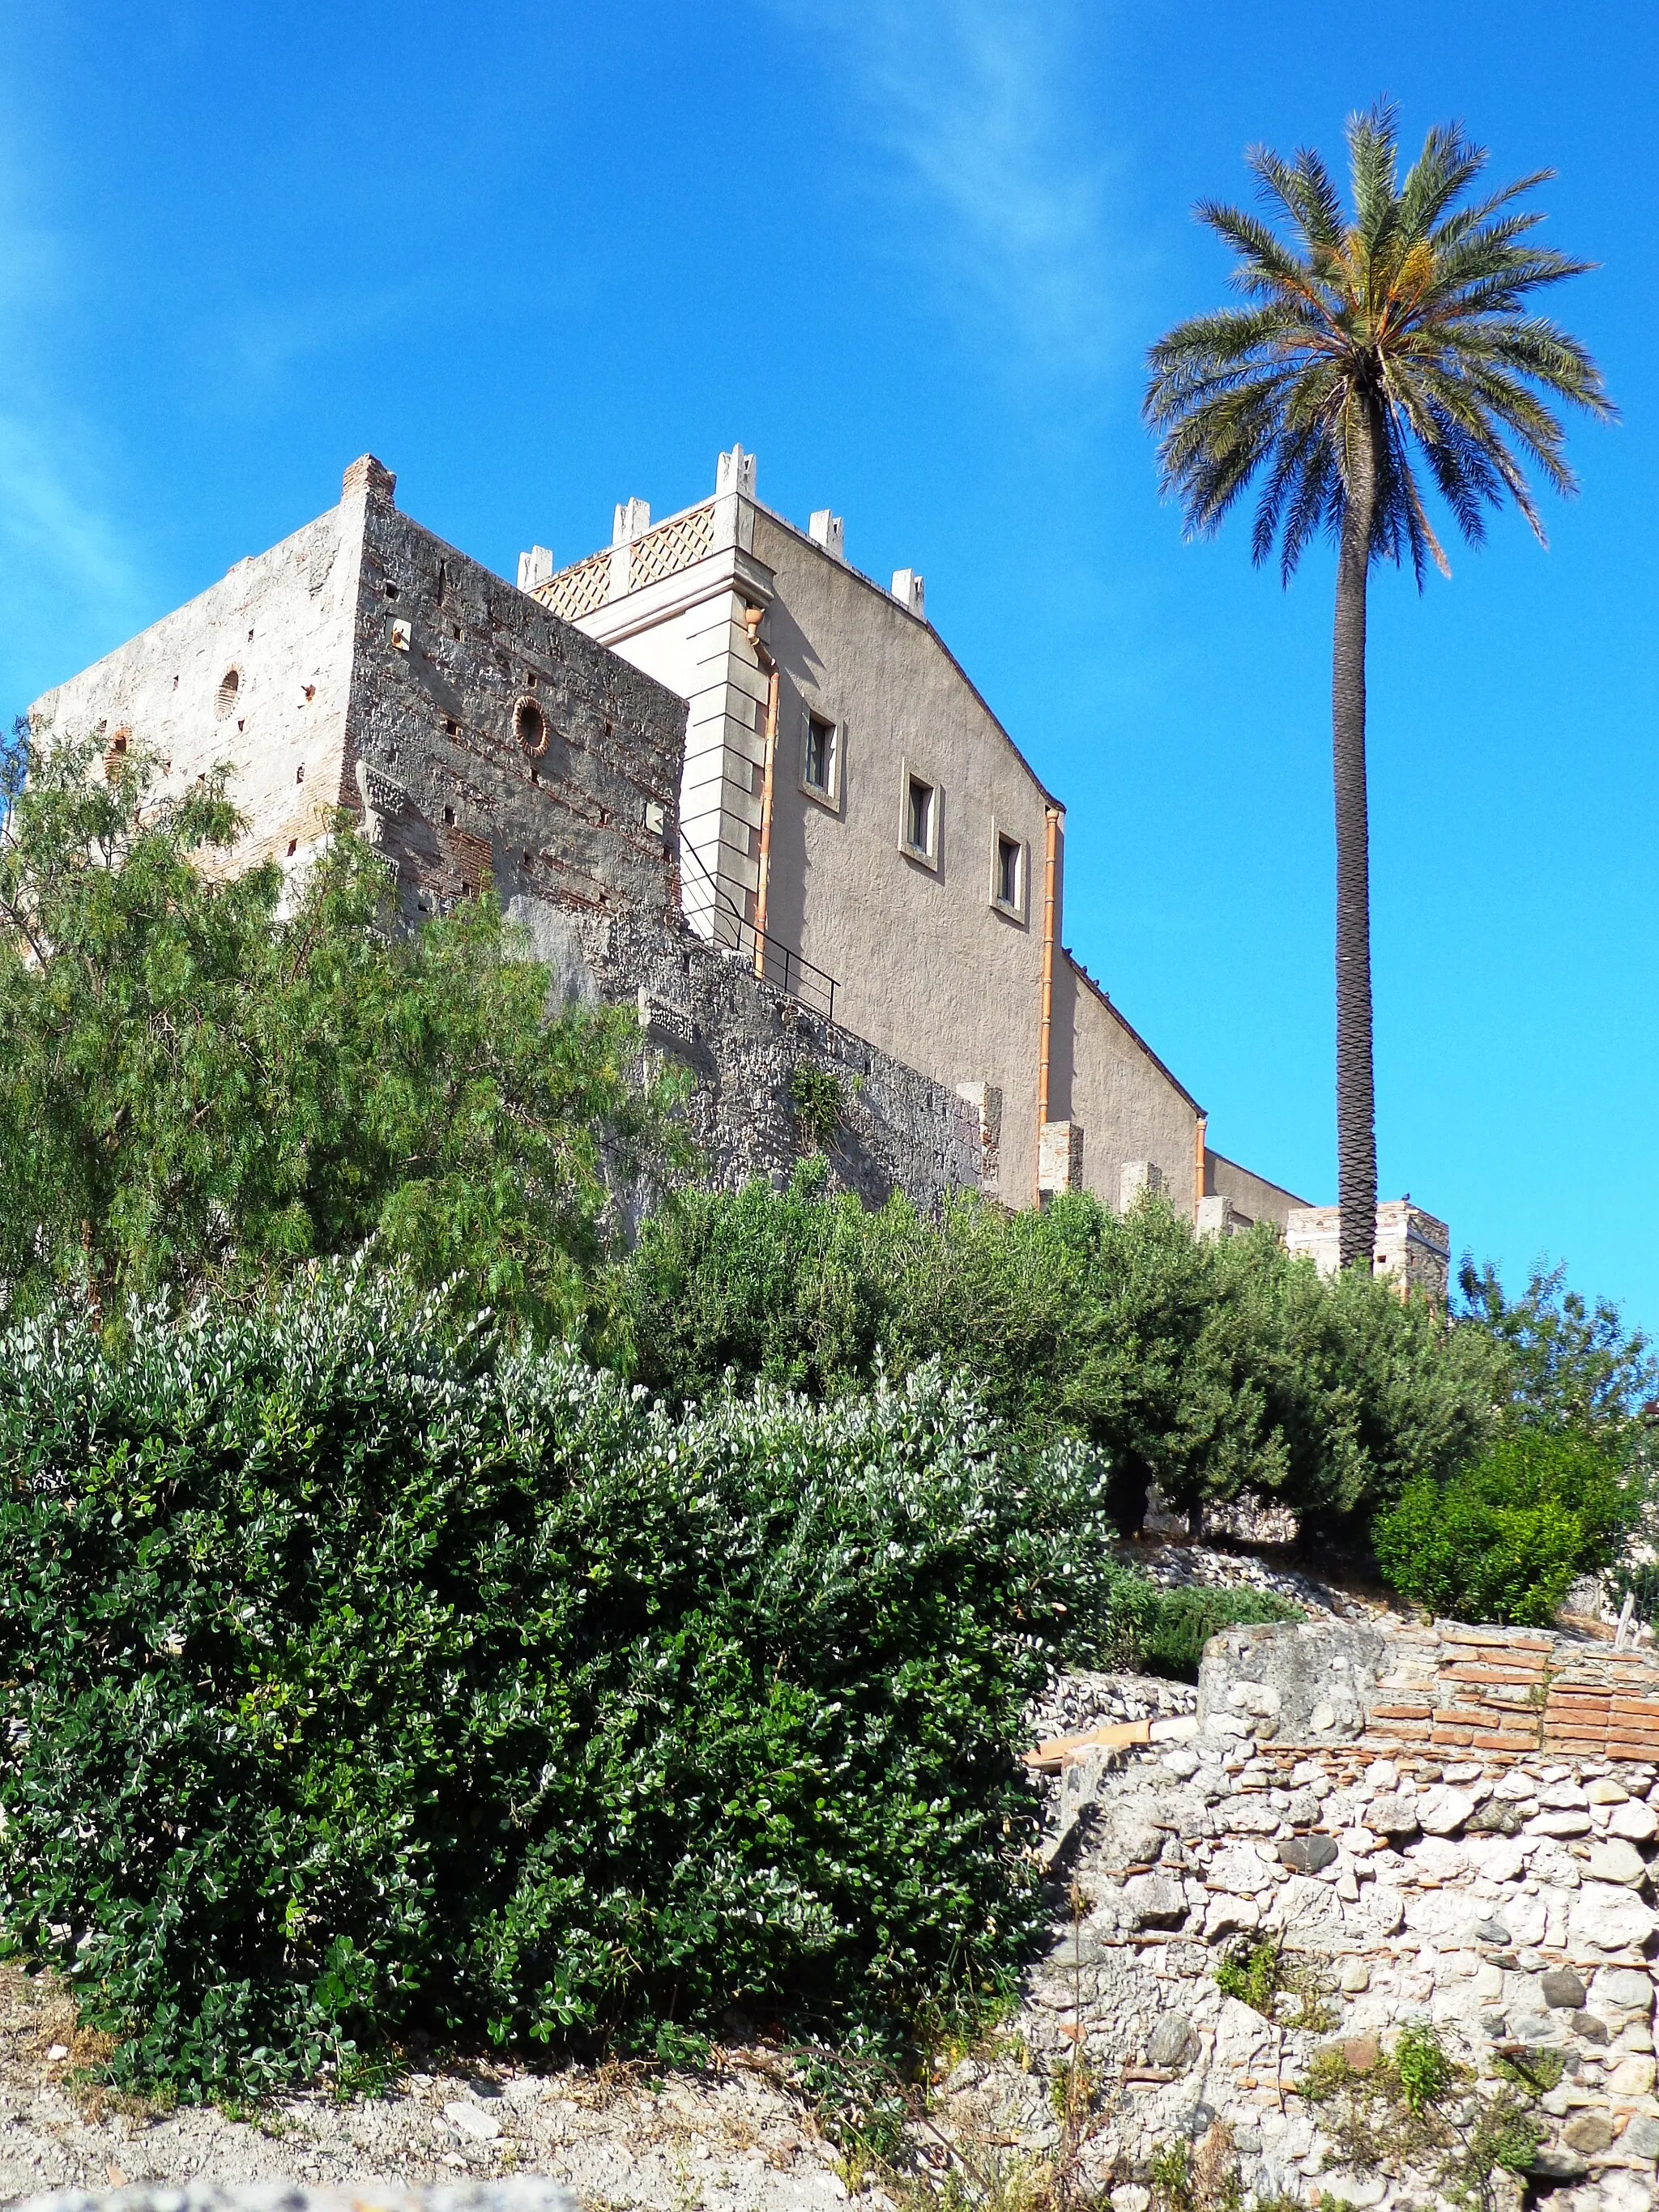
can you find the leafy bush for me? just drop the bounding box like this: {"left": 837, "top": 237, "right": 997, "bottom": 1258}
{"left": 0, "top": 1268, "right": 1115, "bottom": 2097}
{"left": 1372, "top": 1430, "right": 1639, "bottom": 1625}
{"left": 0, "top": 733, "right": 685, "bottom": 1338}
{"left": 1095, "top": 1573, "right": 1301, "bottom": 1679}
{"left": 622, "top": 1178, "right": 1501, "bottom": 1536}
{"left": 1457, "top": 1256, "right": 1657, "bottom": 1438}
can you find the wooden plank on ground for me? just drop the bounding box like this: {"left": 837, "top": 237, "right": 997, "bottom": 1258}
{"left": 1024, "top": 1719, "right": 1153, "bottom": 1772}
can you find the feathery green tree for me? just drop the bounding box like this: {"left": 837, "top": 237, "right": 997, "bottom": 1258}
{"left": 1145, "top": 103, "right": 1612, "bottom": 1270}
{"left": 0, "top": 730, "right": 687, "bottom": 1336}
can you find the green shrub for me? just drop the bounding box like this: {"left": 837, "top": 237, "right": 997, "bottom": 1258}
{"left": 1094, "top": 1571, "right": 1301, "bottom": 1679}
{"left": 791, "top": 1064, "right": 846, "bottom": 1153}
{"left": 622, "top": 1180, "right": 1499, "bottom": 1537}
{"left": 1372, "top": 1430, "right": 1638, "bottom": 1625}
{"left": 0, "top": 732, "right": 685, "bottom": 1340}
{"left": 0, "top": 1268, "right": 1112, "bottom": 2096}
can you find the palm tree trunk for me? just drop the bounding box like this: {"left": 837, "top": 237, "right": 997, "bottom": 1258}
{"left": 1332, "top": 402, "right": 1380, "bottom": 1273}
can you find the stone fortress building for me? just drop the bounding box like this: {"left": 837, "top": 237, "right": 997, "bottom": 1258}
{"left": 527, "top": 445, "right": 1307, "bottom": 1228}
{"left": 25, "top": 446, "right": 1440, "bottom": 1273}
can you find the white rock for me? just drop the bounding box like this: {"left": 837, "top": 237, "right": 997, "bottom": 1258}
{"left": 1152, "top": 1715, "right": 1201, "bottom": 1743}
{"left": 1224, "top": 1799, "right": 1286, "bottom": 1836}
{"left": 1367, "top": 1760, "right": 1400, "bottom": 1792}
{"left": 1588, "top": 1777, "right": 1631, "bottom": 1805}
{"left": 1528, "top": 1809, "right": 1593, "bottom": 1837}
{"left": 1495, "top": 1771, "right": 1538, "bottom": 1801}
{"left": 1531, "top": 1840, "right": 1584, "bottom": 1890}
{"left": 1591, "top": 1967, "right": 1656, "bottom": 2014}
{"left": 1543, "top": 1780, "right": 1591, "bottom": 1809}
{"left": 1589, "top": 1838, "right": 1650, "bottom": 1888}
{"left": 1214, "top": 1990, "right": 1277, "bottom": 2057}
{"left": 1125, "top": 1873, "right": 1189, "bottom": 1927}
{"left": 1111, "top": 2189, "right": 1151, "bottom": 2212}
{"left": 1205, "top": 1893, "right": 1261, "bottom": 1937}
{"left": 1465, "top": 1835, "right": 1528, "bottom": 1883}
{"left": 1210, "top": 1843, "right": 1275, "bottom": 1893}
{"left": 1418, "top": 1786, "right": 1476, "bottom": 1835}
{"left": 1370, "top": 1888, "right": 1405, "bottom": 1935}
{"left": 1610, "top": 1801, "right": 1659, "bottom": 1843}
{"left": 445, "top": 2099, "right": 503, "bottom": 2142}
{"left": 1409, "top": 1837, "right": 1468, "bottom": 1881}
{"left": 1341, "top": 1827, "right": 1384, "bottom": 1856}
{"left": 1162, "top": 1747, "right": 1201, "bottom": 1779}
{"left": 1339, "top": 1958, "right": 1371, "bottom": 1994}
{"left": 1278, "top": 1873, "right": 1347, "bottom": 1937}
{"left": 1228, "top": 1681, "right": 1282, "bottom": 1718}
{"left": 1501, "top": 1892, "right": 1550, "bottom": 1947}
{"left": 1205, "top": 1712, "right": 1252, "bottom": 1742}
{"left": 1406, "top": 1888, "right": 1481, "bottom": 1942}
{"left": 1320, "top": 2176, "right": 1385, "bottom": 2207}
{"left": 1608, "top": 2054, "right": 1658, "bottom": 2096}
{"left": 1569, "top": 1882, "right": 1659, "bottom": 1952}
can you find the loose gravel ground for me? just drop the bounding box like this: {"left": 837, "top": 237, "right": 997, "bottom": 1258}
{"left": 0, "top": 1970, "right": 851, "bottom": 2212}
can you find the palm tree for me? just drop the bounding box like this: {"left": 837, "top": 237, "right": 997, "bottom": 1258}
{"left": 1145, "top": 103, "right": 1613, "bottom": 1272}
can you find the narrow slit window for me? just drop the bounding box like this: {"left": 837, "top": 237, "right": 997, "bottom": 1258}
{"left": 906, "top": 774, "right": 935, "bottom": 858}
{"left": 996, "top": 833, "right": 1021, "bottom": 911}
{"left": 804, "top": 712, "right": 836, "bottom": 798}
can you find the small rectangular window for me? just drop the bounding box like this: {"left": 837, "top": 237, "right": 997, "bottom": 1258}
{"left": 804, "top": 711, "right": 837, "bottom": 798}
{"left": 996, "top": 833, "right": 1021, "bottom": 911}
{"left": 906, "top": 775, "right": 933, "bottom": 856}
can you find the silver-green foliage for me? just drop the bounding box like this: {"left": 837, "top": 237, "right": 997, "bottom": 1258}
{"left": 0, "top": 1267, "right": 1110, "bottom": 2095}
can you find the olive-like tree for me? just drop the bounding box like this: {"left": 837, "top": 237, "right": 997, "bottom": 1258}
{"left": 1145, "top": 104, "right": 1612, "bottom": 1270}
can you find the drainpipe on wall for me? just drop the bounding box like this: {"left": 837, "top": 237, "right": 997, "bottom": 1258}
{"left": 1193, "top": 1114, "right": 1208, "bottom": 1227}
{"left": 1036, "top": 804, "right": 1060, "bottom": 1200}
{"left": 742, "top": 604, "right": 780, "bottom": 982}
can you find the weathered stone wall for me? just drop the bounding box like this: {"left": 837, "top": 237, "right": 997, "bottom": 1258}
{"left": 26, "top": 457, "right": 987, "bottom": 1218}
{"left": 1015, "top": 1622, "right": 1659, "bottom": 2212}
{"left": 509, "top": 901, "right": 981, "bottom": 1209}
{"left": 1200, "top": 1618, "right": 1659, "bottom": 1764}
{"left": 27, "top": 498, "right": 365, "bottom": 874}
{"left": 343, "top": 468, "right": 685, "bottom": 924}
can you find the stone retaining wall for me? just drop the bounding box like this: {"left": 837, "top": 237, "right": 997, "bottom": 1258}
{"left": 1200, "top": 1619, "right": 1659, "bottom": 1765}
{"left": 1009, "top": 1622, "right": 1659, "bottom": 2212}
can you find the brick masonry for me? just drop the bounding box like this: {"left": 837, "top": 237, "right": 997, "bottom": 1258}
{"left": 1200, "top": 1618, "right": 1659, "bottom": 1767}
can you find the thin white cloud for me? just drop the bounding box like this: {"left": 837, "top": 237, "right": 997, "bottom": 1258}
{"left": 790, "top": 0, "right": 1127, "bottom": 374}
{"left": 214, "top": 283, "right": 428, "bottom": 403}
{"left": 0, "top": 412, "right": 144, "bottom": 624}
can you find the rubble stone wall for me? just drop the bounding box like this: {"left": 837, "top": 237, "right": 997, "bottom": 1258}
{"left": 510, "top": 901, "right": 981, "bottom": 1211}
{"left": 1017, "top": 1622, "right": 1659, "bottom": 2212}
{"left": 345, "top": 484, "right": 687, "bottom": 927}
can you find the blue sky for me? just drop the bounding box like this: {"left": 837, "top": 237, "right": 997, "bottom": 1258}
{"left": 3, "top": 2, "right": 1654, "bottom": 1330}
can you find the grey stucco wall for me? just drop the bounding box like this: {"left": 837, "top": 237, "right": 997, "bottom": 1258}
{"left": 1051, "top": 948, "right": 1203, "bottom": 1217}
{"left": 751, "top": 508, "right": 1052, "bottom": 1206}
{"left": 1205, "top": 1148, "right": 1309, "bottom": 1232}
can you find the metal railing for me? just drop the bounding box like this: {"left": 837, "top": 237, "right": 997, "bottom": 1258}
{"left": 678, "top": 837, "right": 838, "bottom": 1023}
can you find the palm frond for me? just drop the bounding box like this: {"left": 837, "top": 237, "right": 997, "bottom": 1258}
{"left": 1346, "top": 100, "right": 1403, "bottom": 257}
{"left": 1146, "top": 104, "right": 1612, "bottom": 585}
